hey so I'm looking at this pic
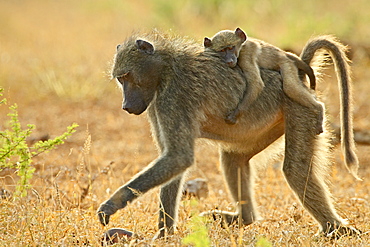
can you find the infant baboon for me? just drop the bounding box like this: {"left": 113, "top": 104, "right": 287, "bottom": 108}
{"left": 204, "top": 28, "right": 323, "bottom": 133}
{"left": 97, "top": 31, "right": 360, "bottom": 239}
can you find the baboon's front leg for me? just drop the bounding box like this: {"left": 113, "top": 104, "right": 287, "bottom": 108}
{"left": 97, "top": 154, "right": 193, "bottom": 226}
{"left": 158, "top": 173, "right": 186, "bottom": 238}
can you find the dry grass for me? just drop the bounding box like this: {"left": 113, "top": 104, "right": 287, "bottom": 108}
{"left": 1, "top": 0, "right": 370, "bottom": 246}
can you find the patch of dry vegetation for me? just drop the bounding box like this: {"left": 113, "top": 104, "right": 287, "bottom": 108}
{"left": 0, "top": 0, "right": 369, "bottom": 246}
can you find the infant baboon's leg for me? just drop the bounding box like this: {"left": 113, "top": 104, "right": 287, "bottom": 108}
{"left": 203, "top": 150, "right": 258, "bottom": 225}
{"left": 226, "top": 43, "right": 265, "bottom": 124}
{"left": 279, "top": 58, "right": 324, "bottom": 134}
{"left": 158, "top": 173, "right": 186, "bottom": 238}
{"left": 286, "top": 52, "right": 316, "bottom": 90}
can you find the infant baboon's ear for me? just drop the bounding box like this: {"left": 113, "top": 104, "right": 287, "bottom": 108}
{"left": 136, "top": 40, "right": 154, "bottom": 55}
{"left": 204, "top": 37, "right": 213, "bottom": 48}
{"left": 116, "top": 44, "right": 121, "bottom": 51}
{"left": 235, "top": 28, "right": 247, "bottom": 42}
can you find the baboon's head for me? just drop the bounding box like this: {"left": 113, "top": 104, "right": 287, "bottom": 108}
{"left": 112, "top": 39, "right": 165, "bottom": 115}
{"left": 204, "top": 27, "right": 247, "bottom": 68}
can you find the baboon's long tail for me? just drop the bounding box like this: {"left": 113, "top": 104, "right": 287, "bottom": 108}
{"left": 300, "top": 35, "right": 360, "bottom": 180}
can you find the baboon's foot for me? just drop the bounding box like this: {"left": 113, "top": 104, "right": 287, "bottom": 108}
{"left": 155, "top": 226, "right": 175, "bottom": 239}
{"left": 225, "top": 115, "right": 237, "bottom": 125}
{"left": 315, "top": 108, "right": 324, "bottom": 135}
{"left": 225, "top": 109, "right": 240, "bottom": 125}
{"left": 322, "top": 225, "right": 362, "bottom": 239}
{"left": 155, "top": 230, "right": 165, "bottom": 240}
{"left": 97, "top": 201, "right": 120, "bottom": 226}
{"left": 315, "top": 118, "right": 323, "bottom": 135}
{"left": 314, "top": 102, "right": 325, "bottom": 135}
{"left": 200, "top": 210, "right": 253, "bottom": 226}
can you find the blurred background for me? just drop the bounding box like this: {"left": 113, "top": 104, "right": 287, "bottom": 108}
{"left": 1, "top": 0, "right": 369, "bottom": 142}
{"left": 0, "top": 0, "right": 369, "bottom": 245}
{"left": 1, "top": 0, "right": 370, "bottom": 101}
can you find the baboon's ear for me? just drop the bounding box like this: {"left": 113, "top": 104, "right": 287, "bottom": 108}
{"left": 235, "top": 28, "right": 247, "bottom": 42}
{"left": 116, "top": 44, "right": 121, "bottom": 51}
{"left": 204, "top": 37, "right": 212, "bottom": 48}
{"left": 136, "top": 40, "right": 154, "bottom": 55}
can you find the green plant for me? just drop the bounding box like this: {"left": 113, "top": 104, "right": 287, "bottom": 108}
{"left": 0, "top": 88, "right": 78, "bottom": 197}
{"left": 182, "top": 200, "right": 211, "bottom": 247}
{"left": 256, "top": 236, "right": 273, "bottom": 247}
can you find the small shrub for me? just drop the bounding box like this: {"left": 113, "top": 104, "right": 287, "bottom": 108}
{"left": 256, "top": 236, "right": 273, "bottom": 247}
{"left": 0, "top": 88, "right": 78, "bottom": 197}
{"left": 182, "top": 200, "right": 211, "bottom": 247}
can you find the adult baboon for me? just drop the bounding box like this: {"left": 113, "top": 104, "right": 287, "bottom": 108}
{"left": 97, "top": 31, "right": 360, "bottom": 238}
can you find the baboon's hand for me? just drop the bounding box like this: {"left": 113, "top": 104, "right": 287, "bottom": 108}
{"left": 97, "top": 210, "right": 111, "bottom": 226}
{"left": 97, "top": 201, "right": 119, "bottom": 226}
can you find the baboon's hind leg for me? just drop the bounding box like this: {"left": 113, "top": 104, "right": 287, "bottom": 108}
{"left": 283, "top": 99, "right": 359, "bottom": 237}
{"left": 202, "top": 150, "right": 258, "bottom": 225}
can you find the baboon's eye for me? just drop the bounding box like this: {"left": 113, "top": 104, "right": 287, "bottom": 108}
{"left": 220, "top": 47, "right": 233, "bottom": 53}
{"left": 117, "top": 72, "right": 130, "bottom": 84}
{"left": 117, "top": 77, "right": 124, "bottom": 84}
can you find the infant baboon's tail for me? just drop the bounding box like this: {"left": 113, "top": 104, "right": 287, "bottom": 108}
{"left": 300, "top": 35, "right": 360, "bottom": 180}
